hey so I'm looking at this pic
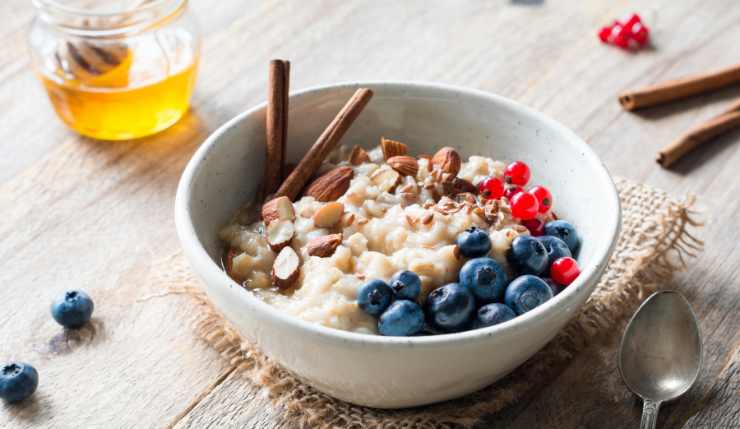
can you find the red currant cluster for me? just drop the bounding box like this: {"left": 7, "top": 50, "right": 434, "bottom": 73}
{"left": 598, "top": 13, "right": 649, "bottom": 50}
{"left": 477, "top": 161, "right": 552, "bottom": 234}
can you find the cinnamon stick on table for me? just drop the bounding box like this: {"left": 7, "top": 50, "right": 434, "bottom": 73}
{"left": 263, "top": 59, "right": 290, "bottom": 199}
{"left": 657, "top": 99, "right": 740, "bottom": 167}
{"left": 619, "top": 63, "right": 740, "bottom": 111}
{"left": 275, "top": 88, "right": 374, "bottom": 201}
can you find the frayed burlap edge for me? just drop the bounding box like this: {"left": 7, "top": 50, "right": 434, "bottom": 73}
{"left": 157, "top": 178, "right": 702, "bottom": 429}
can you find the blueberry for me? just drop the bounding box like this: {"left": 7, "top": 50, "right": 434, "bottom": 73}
{"left": 389, "top": 271, "right": 422, "bottom": 301}
{"left": 537, "top": 236, "right": 572, "bottom": 265}
{"left": 544, "top": 220, "right": 580, "bottom": 255}
{"left": 456, "top": 227, "right": 492, "bottom": 258}
{"left": 0, "top": 363, "right": 38, "bottom": 403}
{"left": 504, "top": 275, "right": 553, "bottom": 315}
{"left": 507, "top": 235, "right": 549, "bottom": 275}
{"left": 51, "top": 290, "right": 94, "bottom": 329}
{"left": 357, "top": 280, "right": 394, "bottom": 317}
{"left": 459, "top": 257, "right": 508, "bottom": 303}
{"left": 378, "top": 300, "right": 425, "bottom": 336}
{"left": 474, "top": 303, "right": 516, "bottom": 329}
{"left": 543, "top": 278, "right": 564, "bottom": 296}
{"left": 425, "top": 283, "right": 476, "bottom": 332}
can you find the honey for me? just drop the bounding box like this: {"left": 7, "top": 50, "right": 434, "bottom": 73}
{"left": 29, "top": 0, "right": 200, "bottom": 141}
{"left": 41, "top": 60, "right": 198, "bottom": 141}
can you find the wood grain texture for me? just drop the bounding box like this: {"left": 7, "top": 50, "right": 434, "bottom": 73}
{"left": 1, "top": 0, "right": 738, "bottom": 428}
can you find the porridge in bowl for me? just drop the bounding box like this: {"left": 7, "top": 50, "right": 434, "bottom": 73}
{"left": 220, "top": 138, "right": 581, "bottom": 336}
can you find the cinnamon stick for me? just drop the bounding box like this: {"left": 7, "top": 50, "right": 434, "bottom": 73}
{"left": 657, "top": 106, "right": 740, "bottom": 168}
{"left": 275, "top": 88, "right": 373, "bottom": 201}
{"left": 263, "top": 59, "right": 290, "bottom": 199}
{"left": 619, "top": 63, "right": 740, "bottom": 111}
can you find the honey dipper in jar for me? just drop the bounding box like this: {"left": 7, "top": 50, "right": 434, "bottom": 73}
{"left": 29, "top": 0, "right": 201, "bottom": 140}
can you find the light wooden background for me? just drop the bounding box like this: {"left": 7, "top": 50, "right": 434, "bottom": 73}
{"left": 1, "top": 1, "right": 738, "bottom": 428}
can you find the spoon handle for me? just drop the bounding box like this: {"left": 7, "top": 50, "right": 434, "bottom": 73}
{"left": 640, "top": 399, "right": 661, "bottom": 429}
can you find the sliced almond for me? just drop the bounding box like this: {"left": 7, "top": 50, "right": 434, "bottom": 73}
{"left": 341, "top": 212, "right": 356, "bottom": 227}
{"left": 272, "top": 246, "right": 300, "bottom": 289}
{"left": 304, "top": 166, "right": 354, "bottom": 202}
{"left": 349, "top": 146, "right": 371, "bottom": 165}
{"left": 380, "top": 137, "right": 408, "bottom": 159}
{"left": 224, "top": 248, "right": 241, "bottom": 281}
{"left": 261, "top": 196, "right": 296, "bottom": 224}
{"left": 421, "top": 212, "right": 434, "bottom": 225}
{"left": 431, "top": 147, "right": 461, "bottom": 176}
{"left": 387, "top": 155, "right": 419, "bottom": 177}
{"left": 370, "top": 167, "right": 401, "bottom": 193}
{"left": 266, "top": 219, "right": 295, "bottom": 252}
{"left": 312, "top": 202, "right": 344, "bottom": 228}
{"left": 306, "top": 233, "right": 343, "bottom": 257}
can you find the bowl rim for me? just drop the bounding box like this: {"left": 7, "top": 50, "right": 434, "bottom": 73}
{"left": 175, "top": 81, "right": 621, "bottom": 347}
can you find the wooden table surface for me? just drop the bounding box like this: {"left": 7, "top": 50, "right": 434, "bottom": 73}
{"left": 2, "top": 1, "right": 739, "bottom": 428}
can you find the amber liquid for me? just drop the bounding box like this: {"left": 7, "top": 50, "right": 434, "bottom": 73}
{"left": 41, "top": 60, "right": 198, "bottom": 141}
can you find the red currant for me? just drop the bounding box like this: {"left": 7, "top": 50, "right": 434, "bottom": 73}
{"left": 504, "top": 185, "right": 524, "bottom": 200}
{"left": 504, "top": 161, "right": 531, "bottom": 186}
{"left": 551, "top": 257, "right": 580, "bottom": 286}
{"left": 625, "top": 13, "right": 641, "bottom": 27}
{"left": 613, "top": 33, "right": 630, "bottom": 49}
{"left": 528, "top": 186, "right": 553, "bottom": 213}
{"left": 631, "top": 23, "right": 649, "bottom": 45}
{"left": 598, "top": 26, "right": 611, "bottom": 43}
{"left": 477, "top": 177, "right": 504, "bottom": 200}
{"left": 522, "top": 218, "right": 544, "bottom": 236}
{"left": 510, "top": 192, "right": 539, "bottom": 220}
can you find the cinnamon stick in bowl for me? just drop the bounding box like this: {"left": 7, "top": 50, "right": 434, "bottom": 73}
{"left": 275, "top": 88, "right": 373, "bottom": 201}
{"left": 657, "top": 99, "right": 740, "bottom": 167}
{"left": 263, "top": 59, "right": 290, "bottom": 199}
{"left": 619, "top": 63, "right": 740, "bottom": 111}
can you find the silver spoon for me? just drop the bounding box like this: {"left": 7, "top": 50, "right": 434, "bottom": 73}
{"left": 619, "top": 291, "right": 702, "bottom": 429}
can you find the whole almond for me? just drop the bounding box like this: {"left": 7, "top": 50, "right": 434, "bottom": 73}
{"left": 306, "top": 233, "right": 343, "bottom": 257}
{"left": 380, "top": 137, "right": 408, "bottom": 159}
{"left": 272, "top": 246, "right": 300, "bottom": 289}
{"left": 261, "top": 196, "right": 295, "bottom": 224}
{"left": 431, "top": 147, "right": 461, "bottom": 176}
{"left": 387, "top": 155, "right": 419, "bottom": 177}
{"left": 349, "top": 146, "right": 371, "bottom": 165}
{"left": 444, "top": 177, "right": 477, "bottom": 196}
{"left": 304, "top": 167, "right": 354, "bottom": 202}
{"left": 312, "top": 202, "right": 344, "bottom": 228}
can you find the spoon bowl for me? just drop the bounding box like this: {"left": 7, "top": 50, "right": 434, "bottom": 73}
{"left": 619, "top": 291, "right": 702, "bottom": 428}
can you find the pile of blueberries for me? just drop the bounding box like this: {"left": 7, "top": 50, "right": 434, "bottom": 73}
{"left": 0, "top": 290, "right": 94, "bottom": 403}
{"left": 358, "top": 220, "right": 580, "bottom": 336}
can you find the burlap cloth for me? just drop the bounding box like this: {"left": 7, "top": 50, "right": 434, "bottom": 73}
{"left": 156, "top": 178, "right": 702, "bottom": 428}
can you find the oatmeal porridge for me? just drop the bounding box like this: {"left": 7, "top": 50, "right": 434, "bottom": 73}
{"left": 219, "top": 138, "right": 578, "bottom": 335}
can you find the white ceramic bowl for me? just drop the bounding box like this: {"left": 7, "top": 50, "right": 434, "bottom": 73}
{"left": 175, "top": 82, "right": 620, "bottom": 408}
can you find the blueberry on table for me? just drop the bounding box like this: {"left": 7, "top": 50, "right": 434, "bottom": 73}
{"left": 51, "top": 290, "right": 94, "bottom": 329}
{"left": 474, "top": 303, "right": 516, "bottom": 329}
{"left": 456, "top": 227, "right": 492, "bottom": 258}
{"left": 537, "top": 235, "right": 572, "bottom": 266}
{"left": 389, "top": 271, "right": 422, "bottom": 301}
{"left": 357, "top": 280, "right": 394, "bottom": 317}
{"left": 0, "top": 362, "right": 38, "bottom": 403}
{"left": 459, "top": 257, "right": 508, "bottom": 303}
{"left": 424, "top": 283, "right": 476, "bottom": 332}
{"left": 378, "top": 300, "right": 425, "bottom": 336}
{"left": 504, "top": 275, "right": 553, "bottom": 315}
{"left": 544, "top": 220, "right": 580, "bottom": 255}
{"left": 507, "top": 235, "right": 549, "bottom": 275}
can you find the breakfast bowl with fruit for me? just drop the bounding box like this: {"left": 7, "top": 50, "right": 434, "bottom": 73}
{"left": 175, "top": 82, "right": 620, "bottom": 408}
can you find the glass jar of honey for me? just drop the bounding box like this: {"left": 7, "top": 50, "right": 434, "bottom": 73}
{"left": 29, "top": 0, "right": 200, "bottom": 140}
